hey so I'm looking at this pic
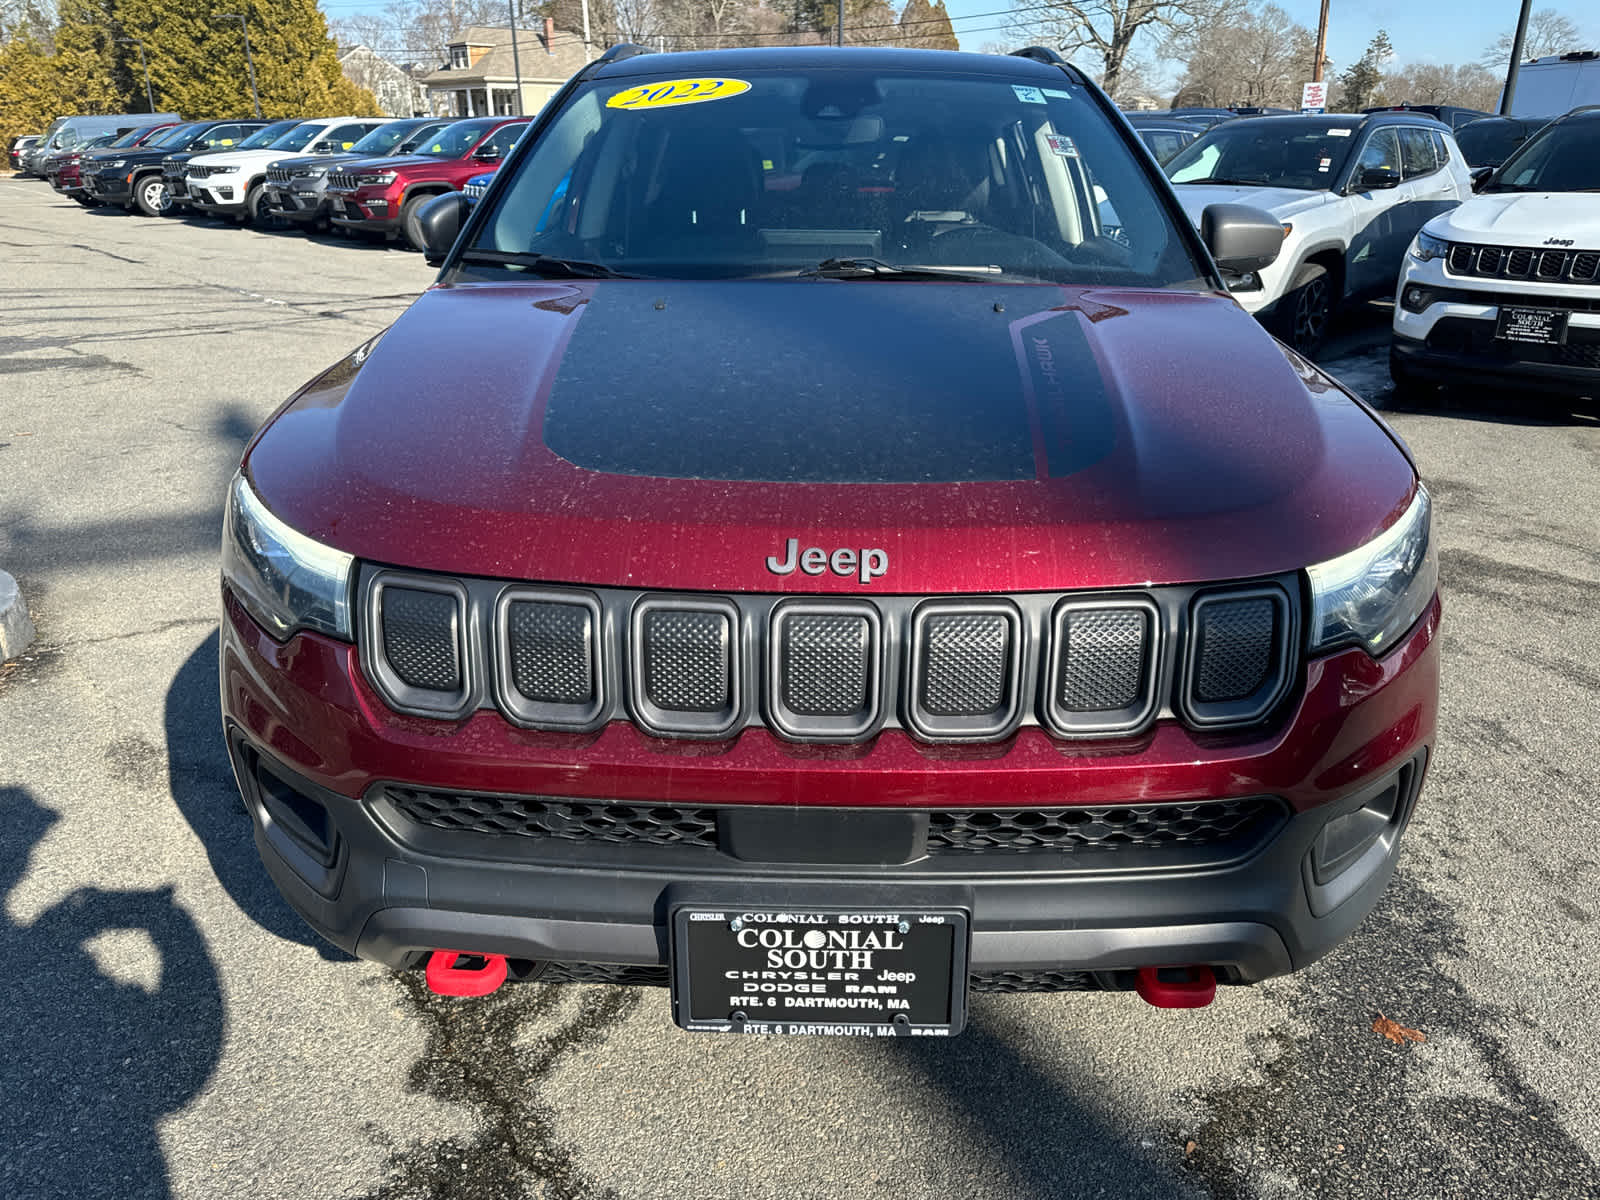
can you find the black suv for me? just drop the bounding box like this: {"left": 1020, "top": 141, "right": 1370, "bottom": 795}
{"left": 85, "top": 120, "right": 269, "bottom": 215}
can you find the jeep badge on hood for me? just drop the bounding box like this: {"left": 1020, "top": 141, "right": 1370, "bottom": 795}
{"left": 766, "top": 538, "right": 888, "bottom": 584}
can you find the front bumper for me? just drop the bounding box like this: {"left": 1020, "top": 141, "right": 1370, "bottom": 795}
{"left": 223, "top": 583, "right": 1440, "bottom": 986}
{"left": 327, "top": 191, "right": 400, "bottom": 234}
{"left": 187, "top": 178, "right": 244, "bottom": 211}
{"left": 1392, "top": 258, "right": 1600, "bottom": 395}
{"left": 264, "top": 181, "right": 330, "bottom": 223}
{"left": 86, "top": 171, "right": 131, "bottom": 200}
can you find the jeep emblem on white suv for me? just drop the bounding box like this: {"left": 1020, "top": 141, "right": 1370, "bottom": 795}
{"left": 766, "top": 538, "right": 888, "bottom": 584}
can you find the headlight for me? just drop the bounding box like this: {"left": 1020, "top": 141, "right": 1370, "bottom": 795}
{"left": 292, "top": 167, "right": 325, "bottom": 178}
{"left": 210, "top": 164, "right": 240, "bottom": 174}
{"left": 104, "top": 159, "right": 125, "bottom": 168}
{"left": 1307, "top": 486, "right": 1436, "bottom": 655}
{"left": 222, "top": 473, "right": 354, "bottom": 641}
{"left": 1408, "top": 230, "right": 1449, "bottom": 262}
{"left": 356, "top": 171, "right": 396, "bottom": 186}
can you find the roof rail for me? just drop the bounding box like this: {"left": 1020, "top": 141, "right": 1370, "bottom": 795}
{"left": 1010, "top": 46, "right": 1065, "bottom": 66}
{"left": 598, "top": 43, "right": 652, "bottom": 63}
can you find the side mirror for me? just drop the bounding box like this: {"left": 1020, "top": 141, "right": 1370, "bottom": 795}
{"left": 1200, "top": 203, "right": 1284, "bottom": 274}
{"left": 1355, "top": 165, "right": 1402, "bottom": 191}
{"left": 471, "top": 145, "right": 501, "bottom": 161}
{"left": 419, "top": 191, "right": 471, "bottom": 266}
{"left": 1469, "top": 165, "right": 1493, "bottom": 192}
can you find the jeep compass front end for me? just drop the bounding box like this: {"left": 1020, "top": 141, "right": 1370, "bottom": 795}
{"left": 221, "top": 45, "right": 1439, "bottom": 1037}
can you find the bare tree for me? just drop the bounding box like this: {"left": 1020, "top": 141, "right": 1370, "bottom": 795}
{"left": 1166, "top": 0, "right": 1316, "bottom": 109}
{"left": 1377, "top": 62, "right": 1501, "bottom": 110}
{"left": 1010, "top": 0, "right": 1205, "bottom": 100}
{"left": 1479, "top": 8, "right": 1584, "bottom": 69}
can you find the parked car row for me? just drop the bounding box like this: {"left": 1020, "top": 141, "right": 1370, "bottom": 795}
{"left": 15, "top": 113, "right": 530, "bottom": 251}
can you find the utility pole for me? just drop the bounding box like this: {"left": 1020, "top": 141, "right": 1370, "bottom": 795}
{"left": 216, "top": 13, "right": 261, "bottom": 118}
{"left": 1311, "top": 0, "right": 1329, "bottom": 82}
{"left": 836, "top": 0, "right": 844, "bottom": 46}
{"left": 507, "top": 0, "right": 523, "bottom": 115}
{"left": 1499, "top": 0, "right": 1534, "bottom": 115}
{"left": 581, "top": 0, "right": 592, "bottom": 62}
{"left": 118, "top": 37, "right": 155, "bottom": 112}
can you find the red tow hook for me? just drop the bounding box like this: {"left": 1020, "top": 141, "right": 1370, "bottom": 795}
{"left": 1135, "top": 964, "right": 1217, "bottom": 1009}
{"left": 425, "top": 950, "right": 509, "bottom": 997}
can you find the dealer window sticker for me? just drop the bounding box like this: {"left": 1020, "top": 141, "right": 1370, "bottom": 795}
{"left": 1012, "top": 85, "right": 1047, "bottom": 104}
{"left": 1327, "top": 128, "right": 1352, "bottom": 136}
{"left": 1045, "top": 133, "right": 1078, "bottom": 158}
{"left": 1043, "top": 88, "right": 1073, "bottom": 100}
{"left": 607, "top": 78, "right": 752, "bottom": 110}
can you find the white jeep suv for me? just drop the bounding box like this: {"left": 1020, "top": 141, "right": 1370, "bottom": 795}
{"left": 1392, "top": 106, "right": 1600, "bottom": 401}
{"left": 1167, "top": 112, "right": 1473, "bottom": 354}
{"left": 186, "top": 117, "right": 384, "bottom": 225}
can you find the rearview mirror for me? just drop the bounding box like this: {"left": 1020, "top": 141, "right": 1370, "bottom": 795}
{"left": 1356, "top": 165, "right": 1402, "bottom": 191}
{"left": 1200, "top": 203, "right": 1284, "bottom": 274}
{"left": 419, "top": 191, "right": 471, "bottom": 266}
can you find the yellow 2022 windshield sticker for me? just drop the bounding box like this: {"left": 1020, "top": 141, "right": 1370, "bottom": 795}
{"left": 606, "top": 78, "right": 751, "bottom": 110}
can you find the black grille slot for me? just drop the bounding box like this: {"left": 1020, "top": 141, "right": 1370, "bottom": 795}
{"left": 1447, "top": 244, "right": 1474, "bottom": 274}
{"left": 1477, "top": 245, "right": 1502, "bottom": 273}
{"left": 507, "top": 600, "right": 593, "bottom": 704}
{"left": 643, "top": 609, "right": 730, "bottom": 713}
{"left": 387, "top": 787, "right": 720, "bottom": 847}
{"left": 1058, "top": 608, "right": 1147, "bottom": 711}
{"left": 1194, "top": 597, "right": 1275, "bottom": 702}
{"left": 971, "top": 970, "right": 1101, "bottom": 993}
{"left": 921, "top": 613, "right": 1008, "bottom": 716}
{"left": 1506, "top": 248, "right": 1534, "bottom": 276}
{"left": 780, "top": 613, "right": 869, "bottom": 717}
{"left": 928, "top": 797, "right": 1280, "bottom": 854}
{"left": 1572, "top": 252, "right": 1600, "bottom": 282}
{"left": 1538, "top": 249, "right": 1567, "bottom": 278}
{"left": 380, "top": 587, "right": 460, "bottom": 692}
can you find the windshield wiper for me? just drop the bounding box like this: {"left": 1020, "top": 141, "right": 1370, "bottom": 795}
{"left": 1182, "top": 177, "right": 1275, "bottom": 187}
{"left": 456, "top": 249, "right": 641, "bottom": 278}
{"left": 799, "top": 257, "right": 1002, "bottom": 281}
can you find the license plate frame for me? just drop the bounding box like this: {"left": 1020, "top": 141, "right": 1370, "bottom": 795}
{"left": 670, "top": 905, "right": 968, "bottom": 1037}
{"left": 1495, "top": 305, "right": 1569, "bottom": 345}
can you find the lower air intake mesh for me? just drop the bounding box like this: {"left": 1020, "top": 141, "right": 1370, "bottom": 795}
{"left": 643, "top": 609, "right": 730, "bottom": 713}
{"left": 1058, "top": 607, "right": 1147, "bottom": 711}
{"left": 380, "top": 587, "right": 460, "bottom": 692}
{"left": 1194, "top": 597, "right": 1275, "bottom": 703}
{"left": 780, "top": 613, "right": 870, "bottom": 716}
{"left": 507, "top": 600, "right": 593, "bottom": 704}
{"left": 921, "top": 612, "right": 1008, "bottom": 716}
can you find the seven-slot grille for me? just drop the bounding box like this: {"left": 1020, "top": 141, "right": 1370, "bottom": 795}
{"left": 186, "top": 164, "right": 215, "bottom": 179}
{"left": 266, "top": 166, "right": 293, "bottom": 184}
{"left": 463, "top": 181, "right": 488, "bottom": 199}
{"left": 1447, "top": 242, "right": 1600, "bottom": 285}
{"left": 361, "top": 573, "right": 1297, "bottom": 741}
{"left": 327, "top": 171, "right": 360, "bottom": 191}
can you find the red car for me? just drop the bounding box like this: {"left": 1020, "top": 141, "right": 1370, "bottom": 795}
{"left": 222, "top": 46, "right": 1439, "bottom": 1037}
{"left": 325, "top": 116, "right": 527, "bottom": 249}
{"left": 49, "top": 124, "right": 175, "bottom": 202}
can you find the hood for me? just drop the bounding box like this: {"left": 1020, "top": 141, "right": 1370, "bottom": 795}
{"left": 1173, "top": 185, "right": 1332, "bottom": 226}
{"left": 1425, "top": 192, "right": 1600, "bottom": 245}
{"left": 270, "top": 152, "right": 365, "bottom": 171}
{"left": 246, "top": 281, "right": 1415, "bottom": 594}
{"left": 348, "top": 153, "right": 455, "bottom": 174}
{"left": 189, "top": 147, "right": 299, "bottom": 169}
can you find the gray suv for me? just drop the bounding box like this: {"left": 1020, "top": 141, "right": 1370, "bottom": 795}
{"left": 264, "top": 118, "right": 451, "bottom": 231}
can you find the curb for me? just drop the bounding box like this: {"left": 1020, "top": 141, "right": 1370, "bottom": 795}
{"left": 0, "top": 570, "right": 36, "bottom": 661}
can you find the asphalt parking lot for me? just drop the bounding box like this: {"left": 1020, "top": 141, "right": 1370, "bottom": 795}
{"left": 2, "top": 178, "right": 1598, "bottom": 1200}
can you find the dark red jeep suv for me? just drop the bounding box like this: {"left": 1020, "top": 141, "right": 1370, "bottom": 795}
{"left": 222, "top": 45, "right": 1439, "bottom": 1037}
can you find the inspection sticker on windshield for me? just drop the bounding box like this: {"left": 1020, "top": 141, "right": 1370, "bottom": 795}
{"left": 1045, "top": 133, "right": 1079, "bottom": 158}
{"left": 1012, "top": 85, "right": 1047, "bottom": 104}
{"left": 1044, "top": 88, "right": 1073, "bottom": 99}
{"left": 607, "top": 78, "right": 751, "bottom": 110}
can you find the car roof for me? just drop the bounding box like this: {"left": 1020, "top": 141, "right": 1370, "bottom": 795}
{"left": 1216, "top": 111, "right": 1450, "bottom": 133}
{"left": 589, "top": 45, "right": 1080, "bottom": 83}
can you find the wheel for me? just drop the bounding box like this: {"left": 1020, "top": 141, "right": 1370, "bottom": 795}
{"left": 134, "top": 174, "right": 169, "bottom": 217}
{"left": 1272, "top": 263, "right": 1334, "bottom": 357}
{"left": 245, "top": 181, "right": 284, "bottom": 228}
{"left": 400, "top": 193, "right": 432, "bottom": 252}
{"left": 1388, "top": 347, "right": 1439, "bottom": 409}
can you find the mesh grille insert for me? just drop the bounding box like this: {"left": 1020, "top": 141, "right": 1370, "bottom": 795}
{"left": 387, "top": 787, "right": 720, "bottom": 847}
{"left": 380, "top": 587, "right": 460, "bottom": 692}
{"left": 971, "top": 970, "right": 1101, "bottom": 993}
{"left": 507, "top": 600, "right": 593, "bottom": 705}
{"left": 921, "top": 612, "right": 1009, "bottom": 716}
{"left": 780, "top": 613, "right": 870, "bottom": 717}
{"left": 928, "top": 797, "right": 1279, "bottom": 853}
{"left": 643, "top": 609, "right": 730, "bottom": 713}
{"left": 1058, "top": 608, "right": 1148, "bottom": 712}
{"left": 1194, "top": 597, "right": 1276, "bottom": 703}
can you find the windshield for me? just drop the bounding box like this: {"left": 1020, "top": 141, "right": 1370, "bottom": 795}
{"left": 417, "top": 119, "right": 496, "bottom": 157}
{"left": 397, "top": 121, "right": 453, "bottom": 153}
{"left": 471, "top": 70, "right": 1202, "bottom": 286}
{"left": 1486, "top": 119, "right": 1600, "bottom": 192}
{"left": 1453, "top": 121, "right": 1530, "bottom": 167}
{"left": 1166, "top": 121, "right": 1360, "bottom": 190}
{"left": 237, "top": 121, "right": 301, "bottom": 150}
{"left": 268, "top": 123, "right": 325, "bottom": 153}
{"left": 110, "top": 127, "right": 154, "bottom": 148}
{"left": 350, "top": 120, "right": 422, "bottom": 156}
{"left": 155, "top": 123, "right": 199, "bottom": 147}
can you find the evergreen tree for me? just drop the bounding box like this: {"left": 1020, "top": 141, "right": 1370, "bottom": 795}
{"left": 0, "top": 33, "right": 67, "bottom": 152}
{"left": 1338, "top": 29, "right": 1393, "bottom": 111}
{"left": 897, "top": 0, "right": 957, "bottom": 49}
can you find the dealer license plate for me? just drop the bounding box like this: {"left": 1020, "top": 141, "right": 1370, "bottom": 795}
{"left": 1495, "top": 306, "right": 1568, "bottom": 345}
{"left": 671, "top": 907, "right": 967, "bottom": 1037}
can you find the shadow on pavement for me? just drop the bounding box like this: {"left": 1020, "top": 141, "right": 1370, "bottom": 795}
{"left": 0, "top": 787, "right": 224, "bottom": 1200}
{"left": 164, "top": 629, "right": 350, "bottom": 960}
